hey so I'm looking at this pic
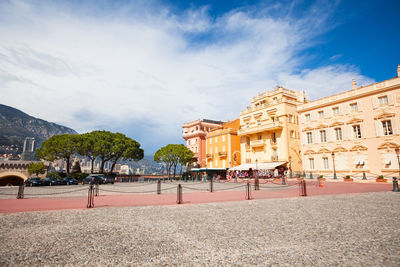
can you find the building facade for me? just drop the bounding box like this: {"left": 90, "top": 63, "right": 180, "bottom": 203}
{"left": 182, "top": 119, "right": 224, "bottom": 167}
{"left": 206, "top": 119, "right": 241, "bottom": 169}
{"left": 238, "top": 87, "right": 306, "bottom": 172}
{"left": 297, "top": 66, "right": 400, "bottom": 178}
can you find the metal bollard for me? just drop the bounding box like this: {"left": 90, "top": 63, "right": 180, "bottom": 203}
{"left": 17, "top": 183, "right": 24, "bottom": 199}
{"left": 392, "top": 177, "right": 399, "bottom": 192}
{"left": 87, "top": 184, "right": 95, "bottom": 208}
{"left": 210, "top": 177, "right": 213, "bottom": 192}
{"left": 254, "top": 177, "right": 260, "bottom": 190}
{"left": 299, "top": 179, "right": 307, "bottom": 196}
{"left": 95, "top": 182, "right": 99, "bottom": 197}
{"left": 282, "top": 176, "right": 286, "bottom": 185}
{"left": 246, "top": 181, "right": 252, "bottom": 200}
{"left": 176, "top": 184, "right": 183, "bottom": 204}
{"left": 157, "top": 179, "right": 161, "bottom": 194}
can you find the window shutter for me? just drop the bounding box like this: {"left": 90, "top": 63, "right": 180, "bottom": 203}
{"left": 392, "top": 118, "right": 398, "bottom": 135}
{"left": 388, "top": 94, "right": 394, "bottom": 105}
{"left": 372, "top": 96, "right": 378, "bottom": 109}
{"left": 375, "top": 120, "right": 382, "bottom": 136}
{"left": 348, "top": 125, "right": 353, "bottom": 139}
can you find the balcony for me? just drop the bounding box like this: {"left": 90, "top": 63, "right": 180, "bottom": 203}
{"left": 270, "top": 139, "right": 277, "bottom": 146}
{"left": 218, "top": 152, "right": 227, "bottom": 157}
{"left": 206, "top": 154, "right": 213, "bottom": 158}
{"left": 250, "top": 139, "right": 266, "bottom": 147}
{"left": 238, "top": 121, "right": 283, "bottom": 136}
{"left": 182, "top": 130, "right": 207, "bottom": 139}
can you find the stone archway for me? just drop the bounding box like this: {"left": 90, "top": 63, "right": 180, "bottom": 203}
{"left": 0, "top": 172, "right": 28, "bottom": 186}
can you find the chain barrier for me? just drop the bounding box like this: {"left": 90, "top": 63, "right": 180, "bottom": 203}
{"left": 100, "top": 188, "right": 157, "bottom": 194}
{"left": 87, "top": 184, "right": 94, "bottom": 208}
{"left": 23, "top": 187, "right": 88, "bottom": 196}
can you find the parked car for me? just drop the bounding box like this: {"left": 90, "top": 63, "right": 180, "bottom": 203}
{"left": 104, "top": 176, "right": 115, "bottom": 184}
{"left": 62, "top": 178, "right": 78, "bottom": 185}
{"left": 82, "top": 175, "right": 105, "bottom": 185}
{"left": 25, "top": 178, "right": 45, "bottom": 186}
{"left": 44, "top": 177, "right": 60, "bottom": 186}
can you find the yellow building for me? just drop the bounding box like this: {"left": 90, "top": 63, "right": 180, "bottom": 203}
{"left": 206, "top": 119, "right": 241, "bottom": 169}
{"left": 238, "top": 87, "right": 306, "bottom": 173}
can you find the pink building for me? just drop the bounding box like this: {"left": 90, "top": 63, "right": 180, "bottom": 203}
{"left": 182, "top": 119, "right": 224, "bottom": 168}
{"left": 297, "top": 65, "right": 400, "bottom": 179}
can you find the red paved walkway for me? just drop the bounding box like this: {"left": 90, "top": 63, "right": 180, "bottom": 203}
{"left": 0, "top": 181, "right": 393, "bottom": 213}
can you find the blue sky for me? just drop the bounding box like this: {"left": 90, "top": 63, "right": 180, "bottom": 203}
{"left": 0, "top": 0, "right": 399, "bottom": 154}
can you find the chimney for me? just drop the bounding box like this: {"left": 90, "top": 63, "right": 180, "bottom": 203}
{"left": 397, "top": 65, "right": 400, "bottom": 77}
{"left": 352, "top": 79, "right": 357, "bottom": 90}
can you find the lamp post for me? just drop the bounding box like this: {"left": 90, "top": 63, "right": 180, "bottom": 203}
{"left": 395, "top": 148, "right": 400, "bottom": 179}
{"left": 331, "top": 152, "right": 337, "bottom": 180}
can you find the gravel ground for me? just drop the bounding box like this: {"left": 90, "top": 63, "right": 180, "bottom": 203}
{"left": 1, "top": 191, "right": 399, "bottom": 266}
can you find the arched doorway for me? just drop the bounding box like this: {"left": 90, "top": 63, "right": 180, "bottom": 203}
{"left": 0, "top": 172, "right": 28, "bottom": 186}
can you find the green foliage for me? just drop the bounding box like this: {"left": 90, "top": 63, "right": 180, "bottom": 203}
{"left": 46, "top": 171, "right": 62, "bottom": 180}
{"left": 70, "top": 172, "right": 87, "bottom": 181}
{"left": 377, "top": 175, "right": 384, "bottom": 179}
{"left": 28, "top": 162, "right": 46, "bottom": 176}
{"left": 36, "top": 134, "right": 81, "bottom": 174}
{"left": 154, "top": 144, "right": 194, "bottom": 178}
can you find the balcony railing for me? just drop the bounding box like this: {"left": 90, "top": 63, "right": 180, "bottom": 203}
{"left": 271, "top": 156, "right": 279, "bottom": 161}
{"left": 250, "top": 139, "right": 266, "bottom": 147}
{"left": 238, "top": 121, "right": 283, "bottom": 135}
{"left": 218, "top": 152, "right": 227, "bottom": 157}
{"left": 206, "top": 154, "right": 213, "bottom": 158}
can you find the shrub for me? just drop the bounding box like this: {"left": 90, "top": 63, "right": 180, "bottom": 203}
{"left": 377, "top": 175, "right": 384, "bottom": 179}
{"left": 47, "top": 171, "right": 62, "bottom": 180}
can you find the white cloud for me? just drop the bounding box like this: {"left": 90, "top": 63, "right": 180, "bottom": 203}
{"left": 0, "top": 0, "right": 373, "bottom": 152}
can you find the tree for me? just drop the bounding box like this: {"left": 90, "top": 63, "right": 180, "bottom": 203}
{"left": 77, "top": 132, "right": 99, "bottom": 174}
{"left": 36, "top": 134, "right": 81, "bottom": 174}
{"left": 108, "top": 133, "right": 144, "bottom": 174}
{"left": 71, "top": 160, "right": 82, "bottom": 173}
{"left": 91, "top": 131, "right": 115, "bottom": 174}
{"left": 176, "top": 144, "right": 195, "bottom": 176}
{"left": 28, "top": 162, "right": 46, "bottom": 177}
{"left": 154, "top": 144, "right": 183, "bottom": 179}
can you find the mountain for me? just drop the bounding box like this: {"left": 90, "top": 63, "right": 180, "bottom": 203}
{"left": 0, "top": 104, "right": 77, "bottom": 154}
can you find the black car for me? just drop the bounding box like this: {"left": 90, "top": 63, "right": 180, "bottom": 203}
{"left": 25, "top": 178, "right": 45, "bottom": 186}
{"left": 82, "top": 175, "right": 105, "bottom": 185}
{"left": 104, "top": 176, "right": 115, "bottom": 184}
{"left": 62, "top": 178, "right": 78, "bottom": 185}
{"left": 44, "top": 177, "right": 60, "bottom": 186}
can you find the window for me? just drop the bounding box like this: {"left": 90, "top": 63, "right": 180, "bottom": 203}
{"left": 382, "top": 120, "right": 393, "bottom": 135}
{"left": 215, "top": 160, "right": 218, "bottom": 167}
{"left": 353, "top": 125, "right": 362, "bottom": 138}
{"left": 332, "top": 107, "right": 339, "bottom": 115}
{"left": 222, "top": 146, "right": 225, "bottom": 152}
{"left": 246, "top": 137, "right": 250, "bottom": 146}
{"left": 215, "top": 137, "right": 217, "bottom": 143}
{"left": 188, "top": 140, "right": 191, "bottom": 145}
{"left": 222, "top": 135, "right": 225, "bottom": 142}
{"left": 309, "top": 158, "right": 315, "bottom": 169}
{"left": 222, "top": 160, "right": 226, "bottom": 168}
{"left": 257, "top": 120, "right": 261, "bottom": 125}
{"left": 290, "top": 130, "right": 295, "bottom": 138}
{"left": 258, "top": 135, "right": 262, "bottom": 140}
{"left": 210, "top": 138, "right": 212, "bottom": 144}
{"left": 272, "top": 149, "right": 278, "bottom": 161}
{"left": 305, "top": 114, "right": 311, "bottom": 122}
{"left": 335, "top": 128, "right": 342, "bottom": 141}
{"left": 272, "top": 132, "right": 277, "bottom": 144}
{"left": 320, "top": 130, "right": 327, "bottom": 142}
{"left": 323, "top": 157, "right": 329, "bottom": 169}
{"left": 215, "top": 147, "right": 218, "bottom": 153}
{"left": 246, "top": 123, "right": 250, "bottom": 128}
{"left": 307, "top": 132, "right": 313, "bottom": 144}
{"left": 289, "top": 115, "right": 294, "bottom": 123}
{"left": 378, "top": 95, "right": 388, "bottom": 105}
{"left": 318, "top": 111, "right": 324, "bottom": 119}
{"left": 350, "top": 103, "right": 358, "bottom": 112}
{"left": 195, "top": 139, "right": 198, "bottom": 144}
{"left": 209, "top": 148, "right": 212, "bottom": 154}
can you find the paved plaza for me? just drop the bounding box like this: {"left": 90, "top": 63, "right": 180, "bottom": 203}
{"left": 1, "top": 189, "right": 399, "bottom": 266}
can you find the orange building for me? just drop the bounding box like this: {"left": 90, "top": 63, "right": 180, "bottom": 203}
{"left": 206, "top": 119, "right": 241, "bottom": 169}
{"left": 182, "top": 119, "right": 224, "bottom": 167}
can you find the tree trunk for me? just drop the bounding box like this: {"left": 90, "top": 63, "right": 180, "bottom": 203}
{"left": 110, "top": 159, "right": 118, "bottom": 174}
{"left": 167, "top": 164, "right": 171, "bottom": 179}
{"left": 179, "top": 163, "right": 183, "bottom": 177}
{"left": 90, "top": 158, "right": 95, "bottom": 174}
{"left": 173, "top": 163, "right": 177, "bottom": 178}
{"left": 66, "top": 156, "right": 71, "bottom": 175}
{"left": 100, "top": 159, "right": 105, "bottom": 174}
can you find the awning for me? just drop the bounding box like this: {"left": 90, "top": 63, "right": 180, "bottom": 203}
{"left": 190, "top": 168, "right": 227, "bottom": 172}
{"left": 229, "top": 161, "right": 286, "bottom": 171}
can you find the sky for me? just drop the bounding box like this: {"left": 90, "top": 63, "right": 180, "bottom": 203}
{"left": 1, "top": 0, "right": 399, "bottom": 154}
